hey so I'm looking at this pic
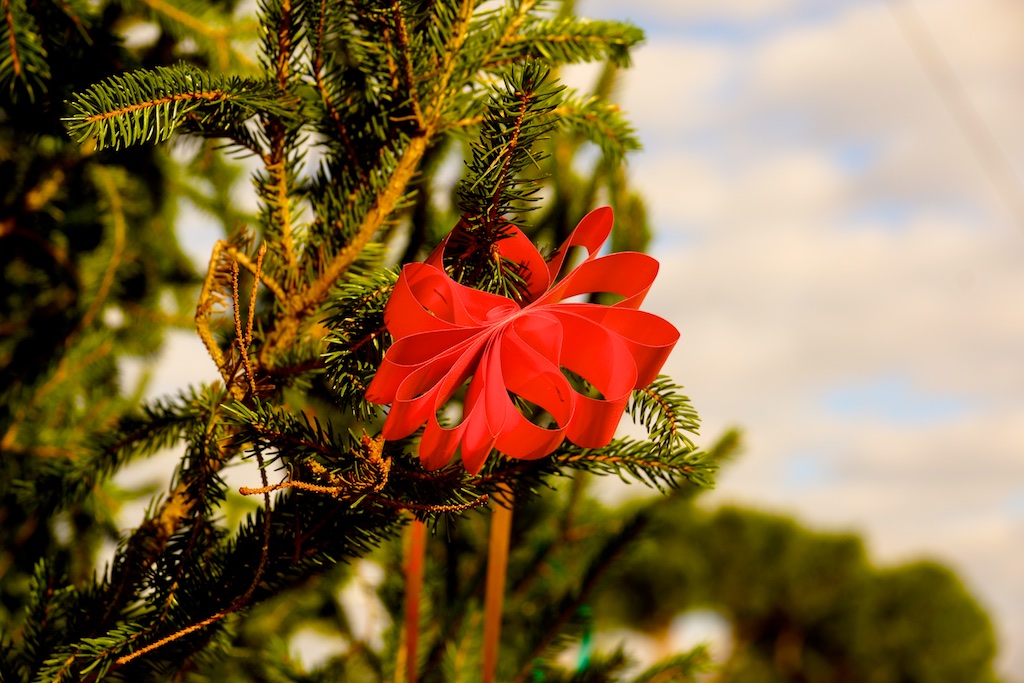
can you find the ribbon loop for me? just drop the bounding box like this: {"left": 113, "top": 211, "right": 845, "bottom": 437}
{"left": 365, "top": 207, "right": 680, "bottom": 473}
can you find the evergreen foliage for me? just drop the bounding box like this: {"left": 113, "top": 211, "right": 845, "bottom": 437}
{"left": 593, "top": 502, "right": 1003, "bottom": 683}
{"left": 65, "top": 65, "right": 291, "bottom": 150}
{"left": 2, "top": 0, "right": 714, "bottom": 679}
{"left": 0, "top": 0, "right": 1005, "bottom": 681}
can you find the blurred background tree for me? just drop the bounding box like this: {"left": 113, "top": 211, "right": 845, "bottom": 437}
{"left": 595, "top": 498, "right": 1001, "bottom": 683}
{"left": 0, "top": 0, "right": 1004, "bottom": 681}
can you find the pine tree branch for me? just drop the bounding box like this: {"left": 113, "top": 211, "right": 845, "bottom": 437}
{"left": 293, "top": 131, "right": 429, "bottom": 316}
{"left": 390, "top": 0, "right": 424, "bottom": 129}
{"left": 262, "top": 151, "right": 298, "bottom": 273}
{"left": 456, "top": 62, "right": 561, "bottom": 237}
{"left": 79, "top": 166, "right": 127, "bottom": 331}
{"left": 84, "top": 90, "right": 226, "bottom": 121}
{"left": 1, "top": 341, "right": 112, "bottom": 454}
{"left": 477, "top": 0, "right": 539, "bottom": 70}
{"left": 510, "top": 512, "right": 649, "bottom": 683}
{"left": 427, "top": 0, "right": 474, "bottom": 113}
{"left": 1, "top": 0, "right": 50, "bottom": 101}
{"left": 65, "top": 65, "right": 288, "bottom": 150}
{"left": 310, "top": 1, "right": 367, "bottom": 185}
{"left": 484, "top": 18, "right": 643, "bottom": 69}
{"left": 556, "top": 95, "right": 641, "bottom": 164}
{"left": 128, "top": 0, "right": 240, "bottom": 72}
{"left": 627, "top": 375, "right": 700, "bottom": 454}
{"left": 490, "top": 92, "right": 529, "bottom": 220}
{"left": 262, "top": 0, "right": 299, "bottom": 275}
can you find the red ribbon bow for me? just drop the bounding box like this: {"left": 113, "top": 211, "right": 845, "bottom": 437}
{"left": 365, "top": 207, "right": 679, "bottom": 474}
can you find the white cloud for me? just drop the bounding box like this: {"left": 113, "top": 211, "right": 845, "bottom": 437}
{"left": 581, "top": 0, "right": 802, "bottom": 23}
{"left": 603, "top": 0, "right": 1024, "bottom": 675}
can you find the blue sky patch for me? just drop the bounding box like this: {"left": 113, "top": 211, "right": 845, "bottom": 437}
{"left": 783, "top": 453, "right": 835, "bottom": 489}
{"left": 821, "top": 375, "right": 973, "bottom": 425}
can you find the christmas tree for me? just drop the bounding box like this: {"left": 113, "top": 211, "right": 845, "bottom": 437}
{"left": 2, "top": 0, "right": 716, "bottom": 679}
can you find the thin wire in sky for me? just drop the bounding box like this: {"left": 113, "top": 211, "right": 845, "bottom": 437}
{"left": 886, "top": 0, "right": 1024, "bottom": 230}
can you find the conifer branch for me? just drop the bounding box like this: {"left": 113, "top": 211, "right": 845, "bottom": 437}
{"left": 510, "top": 511, "right": 648, "bottom": 683}
{"left": 0, "top": 341, "right": 112, "bottom": 454}
{"left": 312, "top": 69, "right": 367, "bottom": 185}
{"left": 260, "top": 0, "right": 300, "bottom": 275}
{"left": 555, "top": 439, "right": 715, "bottom": 490}
{"left": 79, "top": 166, "right": 127, "bottom": 331}
{"left": 486, "top": 18, "right": 643, "bottom": 69}
{"left": 556, "top": 95, "right": 641, "bottom": 164}
{"left": 113, "top": 611, "right": 227, "bottom": 666}
{"left": 478, "top": 0, "right": 539, "bottom": 69}
{"left": 627, "top": 375, "right": 700, "bottom": 454}
{"left": 296, "top": 132, "right": 430, "bottom": 314}
{"left": 456, "top": 62, "right": 561, "bottom": 238}
{"left": 65, "top": 65, "right": 288, "bottom": 150}
{"left": 323, "top": 267, "right": 397, "bottom": 417}
{"left": 4, "top": 0, "right": 22, "bottom": 76}
{"left": 391, "top": 0, "right": 424, "bottom": 129}
{"left": 262, "top": 152, "right": 298, "bottom": 273}
{"left": 1, "top": 0, "right": 49, "bottom": 101}
{"left": 428, "top": 0, "right": 474, "bottom": 112}
{"left": 124, "top": 0, "right": 248, "bottom": 72}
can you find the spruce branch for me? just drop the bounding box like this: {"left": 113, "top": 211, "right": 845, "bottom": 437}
{"left": 554, "top": 437, "right": 715, "bottom": 491}
{"left": 627, "top": 375, "right": 700, "bottom": 455}
{"left": 390, "top": 0, "right": 425, "bottom": 129}
{"left": 65, "top": 64, "right": 289, "bottom": 150}
{"left": 13, "top": 388, "right": 208, "bottom": 514}
{"left": 510, "top": 510, "right": 650, "bottom": 683}
{"left": 116, "top": 0, "right": 256, "bottom": 73}
{"left": 0, "top": 0, "right": 50, "bottom": 102}
{"left": 323, "top": 266, "right": 399, "bottom": 419}
{"left": 0, "top": 339, "right": 114, "bottom": 457}
{"left": 79, "top": 166, "right": 128, "bottom": 331}
{"left": 457, "top": 60, "right": 562, "bottom": 232}
{"left": 428, "top": 0, "right": 475, "bottom": 110}
{"left": 292, "top": 132, "right": 430, "bottom": 317}
{"left": 487, "top": 17, "right": 644, "bottom": 69}
{"left": 556, "top": 94, "right": 641, "bottom": 165}
{"left": 472, "top": 0, "right": 540, "bottom": 73}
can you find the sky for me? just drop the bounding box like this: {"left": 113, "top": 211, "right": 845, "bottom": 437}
{"left": 137, "top": 0, "right": 1024, "bottom": 676}
{"left": 569, "top": 0, "right": 1024, "bottom": 676}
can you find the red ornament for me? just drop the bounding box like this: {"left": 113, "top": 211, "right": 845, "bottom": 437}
{"left": 365, "top": 207, "right": 679, "bottom": 474}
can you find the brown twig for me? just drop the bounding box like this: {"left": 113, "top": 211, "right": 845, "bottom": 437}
{"left": 82, "top": 90, "right": 236, "bottom": 124}
{"left": 391, "top": 0, "right": 425, "bottom": 130}
{"left": 4, "top": 0, "right": 23, "bottom": 78}
{"left": 194, "top": 240, "right": 236, "bottom": 390}
{"left": 231, "top": 243, "right": 266, "bottom": 396}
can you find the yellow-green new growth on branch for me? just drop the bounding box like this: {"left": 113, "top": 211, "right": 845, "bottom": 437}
{"left": 64, "top": 64, "right": 291, "bottom": 151}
